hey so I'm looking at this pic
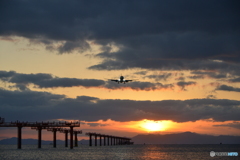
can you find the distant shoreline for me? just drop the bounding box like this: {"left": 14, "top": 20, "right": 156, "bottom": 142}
{"left": 1, "top": 132, "right": 240, "bottom": 145}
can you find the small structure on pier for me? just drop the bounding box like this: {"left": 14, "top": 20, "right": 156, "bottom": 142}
{"left": 0, "top": 117, "right": 80, "bottom": 149}
{"left": 85, "top": 132, "right": 133, "bottom": 146}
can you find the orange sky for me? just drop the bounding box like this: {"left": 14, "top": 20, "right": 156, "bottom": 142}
{"left": 1, "top": 119, "right": 239, "bottom": 141}
{"left": 1, "top": 35, "right": 240, "bottom": 140}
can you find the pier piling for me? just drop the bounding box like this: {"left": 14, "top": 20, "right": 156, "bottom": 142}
{"left": 38, "top": 127, "right": 42, "bottom": 148}
{"left": 65, "top": 130, "right": 68, "bottom": 147}
{"left": 70, "top": 126, "right": 73, "bottom": 149}
{"left": 89, "top": 134, "right": 92, "bottom": 146}
{"left": 17, "top": 126, "right": 22, "bottom": 149}
{"left": 100, "top": 135, "right": 102, "bottom": 146}
{"left": 85, "top": 132, "right": 133, "bottom": 147}
{"left": 104, "top": 136, "right": 106, "bottom": 146}
{"left": 74, "top": 132, "right": 78, "bottom": 147}
{"left": 95, "top": 134, "right": 97, "bottom": 146}
{"left": 53, "top": 130, "right": 57, "bottom": 148}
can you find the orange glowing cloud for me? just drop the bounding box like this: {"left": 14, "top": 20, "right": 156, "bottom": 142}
{"left": 56, "top": 118, "right": 240, "bottom": 137}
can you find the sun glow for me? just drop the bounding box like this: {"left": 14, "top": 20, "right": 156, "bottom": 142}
{"left": 141, "top": 120, "right": 167, "bottom": 132}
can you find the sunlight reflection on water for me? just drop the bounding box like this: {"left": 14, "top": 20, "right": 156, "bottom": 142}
{"left": 0, "top": 144, "right": 239, "bottom": 160}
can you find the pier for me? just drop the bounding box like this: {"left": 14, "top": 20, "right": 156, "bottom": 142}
{"left": 1, "top": 117, "right": 134, "bottom": 149}
{"left": 86, "top": 132, "right": 133, "bottom": 146}
{"left": 0, "top": 117, "right": 80, "bottom": 149}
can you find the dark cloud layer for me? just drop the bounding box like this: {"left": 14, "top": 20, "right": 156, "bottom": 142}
{"left": 229, "top": 77, "right": 240, "bottom": 82}
{"left": 216, "top": 85, "right": 240, "bottom": 92}
{"left": 213, "top": 122, "right": 240, "bottom": 129}
{"left": 1, "top": 0, "right": 240, "bottom": 71}
{"left": 9, "top": 73, "right": 53, "bottom": 84}
{"left": 191, "top": 71, "right": 228, "bottom": 79}
{"left": 0, "top": 71, "right": 16, "bottom": 80}
{"left": 0, "top": 71, "right": 105, "bottom": 89}
{"left": 0, "top": 88, "right": 239, "bottom": 122}
{"left": 35, "top": 78, "right": 105, "bottom": 88}
{"left": 104, "top": 81, "right": 173, "bottom": 91}
{"left": 0, "top": 70, "right": 175, "bottom": 91}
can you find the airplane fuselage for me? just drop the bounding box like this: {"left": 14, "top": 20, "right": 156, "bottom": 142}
{"left": 118, "top": 76, "right": 125, "bottom": 83}
{"left": 110, "top": 76, "right": 132, "bottom": 84}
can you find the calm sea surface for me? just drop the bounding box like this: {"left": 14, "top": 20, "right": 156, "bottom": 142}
{"left": 0, "top": 144, "right": 239, "bottom": 160}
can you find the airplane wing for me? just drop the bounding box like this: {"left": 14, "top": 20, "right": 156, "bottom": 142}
{"left": 110, "top": 80, "right": 118, "bottom": 82}
{"left": 125, "top": 80, "right": 132, "bottom": 82}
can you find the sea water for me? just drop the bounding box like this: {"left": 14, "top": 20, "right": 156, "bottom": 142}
{"left": 0, "top": 144, "right": 239, "bottom": 160}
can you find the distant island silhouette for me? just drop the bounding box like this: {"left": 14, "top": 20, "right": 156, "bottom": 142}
{"left": 132, "top": 132, "right": 240, "bottom": 144}
{"left": 1, "top": 132, "right": 239, "bottom": 145}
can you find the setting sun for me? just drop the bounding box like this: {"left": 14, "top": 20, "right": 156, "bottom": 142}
{"left": 141, "top": 120, "right": 166, "bottom": 132}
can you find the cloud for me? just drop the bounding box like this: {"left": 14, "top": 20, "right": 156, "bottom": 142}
{"left": 1, "top": 88, "right": 240, "bottom": 122}
{"left": 36, "top": 78, "right": 105, "bottom": 88}
{"left": 81, "top": 122, "right": 109, "bottom": 127}
{"left": 190, "top": 71, "right": 227, "bottom": 79}
{"left": 213, "top": 122, "right": 240, "bottom": 129}
{"left": 0, "top": 71, "right": 16, "bottom": 79}
{"left": 104, "top": 81, "right": 174, "bottom": 91}
{"left": 57, "top": 40, "right": 91, "bottom": 54}
{"left": 145, "top": 73, "right": 172, "bottom": 81}
{"left": 0, "top": 70, "right": 174, "bottom": 91}
{"left": 9, "top": 73, "right": 53, "bottom": 84}
{"left": 0, "top": 88, "right": 65, "bottom": 108}
{"left": 216, "top": 85, "right": 240, "bottom": 92}
{"left": 0, "top": 37, "right": 19, "bottom": 42}
{"left": 14, "top": 84, "right": 29, "bottom": 91}
{"left": 188, "top": 75, "right": 204, "bottom": 79}
{"left": 177, "top": 81, "right": 196, "bottom": 90}
{"left": 134, "top": 71, "right": 148, "bottom": 75}
{"left": 76, "top": 96, "right": 99, "bottom": 102}
{"left": 229, "top": 77, "right": 240, "bottom": 82}
{"left": 206, "top": 95, "right": 216, "bottom": 99}
{"left": 1, "top": 0, "right": 239, "bottom": 70}
{"left": 175, "top": 77, "right": 185, "bottom": 81}
{"left": 0, "top": 70, "right": 105, "bottom": 89}
{"left": 88, "top": 59, "right": 240, "bottom": 76}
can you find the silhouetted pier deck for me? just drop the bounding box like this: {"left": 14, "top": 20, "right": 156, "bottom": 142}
{"left": 86, "top": 132, "right": 133, "bottom": 146}
{"left": 0, "top": 117, "right": 80, "bottom": 149}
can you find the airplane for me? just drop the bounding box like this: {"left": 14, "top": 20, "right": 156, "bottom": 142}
{"left": 110, "top": 75, "right": 132, "bottom": 84}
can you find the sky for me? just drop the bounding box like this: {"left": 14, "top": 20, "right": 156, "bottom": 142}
{"left": 0, "top": 0, "right": 240, "bottom": 141}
